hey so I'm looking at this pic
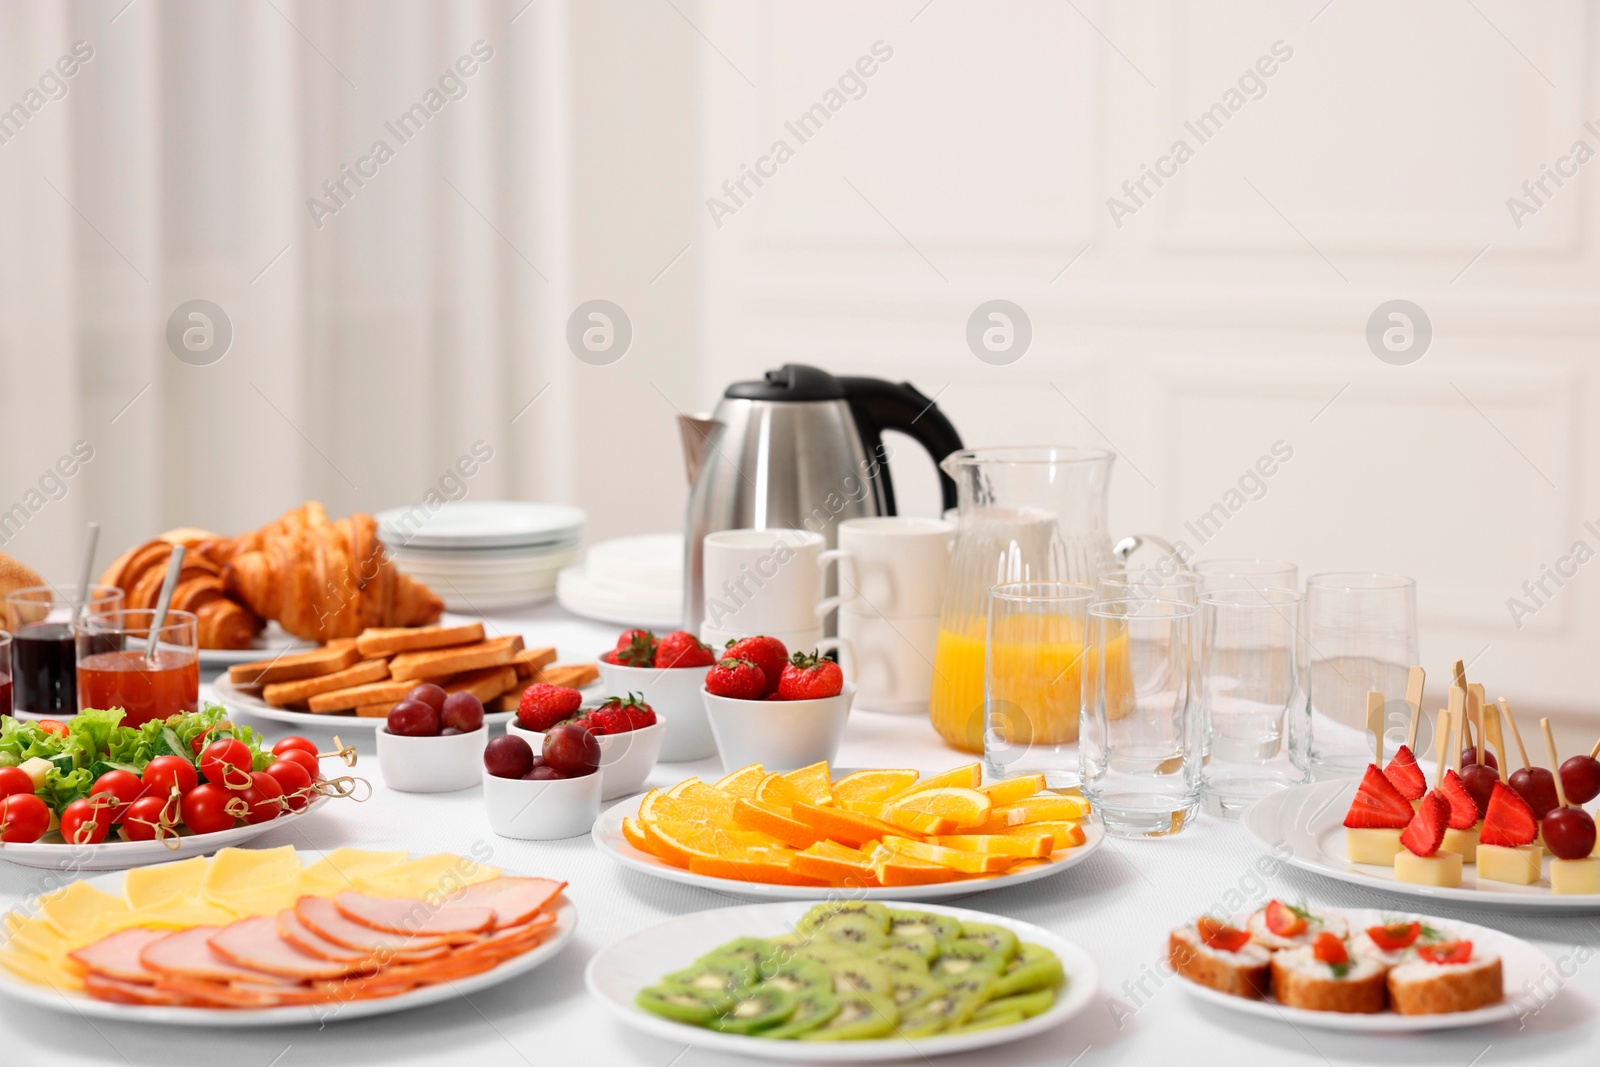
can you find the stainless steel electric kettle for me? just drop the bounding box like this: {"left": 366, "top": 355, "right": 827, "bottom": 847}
{"left": 678, "top": 364, "right": 964, "bottom": 634}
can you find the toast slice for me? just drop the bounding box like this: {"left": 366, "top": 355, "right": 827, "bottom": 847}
{"left": 1270, "top": 946, "right": 1387, "bottom": 1013}
{"left": 229, "top": 645, "right": 362, "bottom": 687}
{"left": 512, "top": 646, "right": 558, "bottom": 679}
{"left": 534, "top": 663, "right": 598, "bottom": 689}
{"left": 388, "top": 636, "right": 522, "bottom": 682}
{"left": 262, "top": 659, "right": 390, "bottom": 707}
{"left": 355, "top": 622, "right": 486, "bottom": 658}
{"left": 488, "top": 686, "right": 528, "bottom": 713}
{"left": 354, "top": 703, "right": 394, "bottom": 718}
{"left": 1169, "top": 926, "right": 1271, "bottom": 999}
{"left": 1387, "top": 955, "right": 1502, "bottom": 1015}
{"left": 443, "top": 665, "right": 520, "bottom": 703}
{"left": 307, "top": 679, "right": 417, "bottom": 714}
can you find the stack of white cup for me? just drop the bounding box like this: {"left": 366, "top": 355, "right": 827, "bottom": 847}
{"left": 699, "top": 528, "right": 849, "bottom": 665}
{"left": 835, "top": 517, "right": 954, "bottom": 715}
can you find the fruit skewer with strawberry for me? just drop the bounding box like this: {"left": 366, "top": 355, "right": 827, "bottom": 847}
{"left": 1381, "top": 667, "right": 1429, "bottom": 803}
{"left": 1342, "top": 691, "right": 1415, "bottom": 866}
{"left": 1393, "top": 707, "right": 1464, "bottom": 888}
{"left": 1474, "top": 700, "right": 1543, "bottom": 885}
{"left": 1501, "top": 699, "right": 1561, "bottom": 821}
{"left": 1539, "top": 718, "right": 1600, "bottom": 894}
{"left": 1436, "top": 688, "right": 1484, "bottom": 864}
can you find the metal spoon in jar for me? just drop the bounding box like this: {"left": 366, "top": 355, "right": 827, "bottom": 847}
{"left": 144, "top": 544, "right": 186, "bottom": 661}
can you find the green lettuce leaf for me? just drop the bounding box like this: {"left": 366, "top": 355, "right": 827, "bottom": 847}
{"left": 40, "top": 763, "right": 95, "bottom": 811}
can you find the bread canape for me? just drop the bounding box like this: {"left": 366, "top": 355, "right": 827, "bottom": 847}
{"left": 1386, "top": 940, "right": 1503, "bottom": 1015}
{"left": 1245, "top": 900, "right": 1348, "bottom": 951}
{"left": 1351, "top": 918, "right": 1431, "bottom": 967}
{"left": 1270, "top": 932, "right": 1387, "bottom": 1014}
{"left": 1169, "top": 917, "right": 1271, "bottom": 998}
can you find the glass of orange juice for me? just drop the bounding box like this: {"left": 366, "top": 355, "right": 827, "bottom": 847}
{"left": 982, "top": 582, "right": 1094, "bottom": 787}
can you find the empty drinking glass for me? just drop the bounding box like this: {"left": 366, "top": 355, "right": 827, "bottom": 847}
{"left": 1095, "top": 567, "right": 1199, "bottom": 606}
{"left": 1294, "top": 573, "right": 1418, "bottom": 780}
{"left": 1199, "top": 588, "right": 1305, "bottom": 818}
{"left": 1193, "top": 559, "right": 1298, "bottom": 594}
{"left": 982, "top": 582, "right": 1094, "bottom": 788}
{"left": 1080, "top": 598, "right": 1201, "bottom": 837}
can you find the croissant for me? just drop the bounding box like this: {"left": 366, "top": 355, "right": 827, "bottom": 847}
{"left": 99, "top": 539, "right": 265, "bottom": 650}
{"left": 222, "top": 502, "right": 442, "bottom": 642}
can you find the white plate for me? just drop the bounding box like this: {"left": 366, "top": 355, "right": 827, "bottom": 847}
{"left": 0, "top": 797, "right": 328, "bottom": 871}
{"left": 556, "top": 565, "right": 682, "bottom": 629}
{"left": 592, "top": 794, "right": 1105, "bottom": 901}
{"left": 585, "top": 900, "right": 1097, "bottom": 1061}
{"left": 0, "top": 851, "right": 577, "bottom": 1025}
{"left": 377, "top": 501, "right": 586, "bottom": 549}
{"left": 1174, "top": 906, "right": 1549, "bottom": 1031}
{"left": 1243, "top": 779, "right": 1600, "bottom": 912}
{"left": 197, "top": 623, "right": 318, "bottom": 669}
{"left": 211, "top": 675, "right": 520, "bottom": 731}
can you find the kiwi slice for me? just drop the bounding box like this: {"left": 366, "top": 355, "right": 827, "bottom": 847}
{"left": 878, "top": 945, "right": 929, "bottom": 976}
{"left": 972, "top": 988, "right": 1056, "bottom": 1021}
{"left": 886, "top": 930, "right": 939, "bottom": 960}
{"left": 662, "top": 956, "right": 758, "bottom": 998}
{"left": 991, "top": 943, "right": 1065, "bottom": 998}
{"left": 756, "top": 955, "right": 832, "bottom": 995}
{"left": 797, "top": 991, "right": 898, "bottom": 1041}
{"left": 929, "top": 940, "right": 1005, "bottom": 982}
{"left": 815, "top": 913, "right": 889, "bottom": 955}
{"left": 948, "top": 1007, "right": 1025, "bottom": 1033}
{"left": 760, "top": 987, "right": 841, "bottom": 1039}
{"left": 889, "top": 971, "right": 945, "bottom": 1013}
{"left": 700, "top": 937, "right": 776, "bottom": 971}
{"left": 635, "top": 984, "right": 732, "bottom": 1024}
{"left": 796, "top": 900, "right": 891, "bottom": 935}
{"left": 897, "top": 989, "right": 984, "bottom": 1037}
{"left": 956, "top": 921, "right": 1020, "bottom": 962}
{"left": 712, "top": 984, "right": 795, "bottom": 1035}
{"left": 887, "top": 908, "right": 961, "bottom": 945}
{"left": 942, "top": 967, "right": 998, "bottom": 1003}
{"left": 828, "top": 955, "right": 892, "bottom": 996}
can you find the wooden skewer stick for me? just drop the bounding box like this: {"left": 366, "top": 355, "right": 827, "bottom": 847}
{"left": 1452, "top": 658, "right": 1467, "bottom": 694}
{"left": 1590, "top": 736, "right": 1600, "bottom": 761}
{"left": 1367, "top": 691, "right": 1386, "bottom": 768}
{"left": 1541, "top": 718, "right": 1569, "bottom": 808}
{"left": 1501, "top": 698, "right": 1532, "bottom": 771}
{"left": 1483, "top": 701, "right": 1507, "bottom": 784}
{"left": 1448, "top": 687, "right": 1466, "bottom": 774}
{"left": 1404, "top": 666, "right": 1425, "bottom": 750}
{"left": 1433, "top": 708, "right": 1452, "bottom": 787}
{"left": 1467, "top": 683, "right": 1486, "bottom": 761}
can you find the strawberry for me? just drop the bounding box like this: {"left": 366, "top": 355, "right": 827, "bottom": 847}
{"left": 1364, "top": 921, "right": 1421, "bottom": 952}
{"left": 1384, "top": 744, "right": 1427, "bottom": 801}
{"left": 516, "top": 683, "right": 583, "bottom": 732}
{"left": 1343, "top": 765, "right": 1414, "bottom": 829}
{"left": 1400, "top": 790, "right": 1449, "bottom": 857}
{"left": 611, "top": 629, "right": 657, "bottom": 668}
{"left": 1312, "top": 931, "right": 1348, "bottom": 966}
{"left": 1479, "top": 780, "right": 1538, "bottom": 847}
{"left": 1417, "top": 940, "right": 1473, "bottom": 965}
{"left": 777, "top": 650, "right": 845, "bottom": 701}
{"left": 1438, "top": 770, "right": 1480, "bottom": 830}
{"left": 655, "top": 631, "right": 715, "bottom": 669}
{"left": 586, "top": 705, "right": 632, "bottom": 736}
{"left": 590, "top": 693, "right": 655, "bottom": 733}
{"left": 1196, "top": 916, "right": 1251, "bottom": 953}
{"left": 722, "top": 636, "right": 788, "bottom": 697}
{"left": 704, "top": 657, "right": 766, "bottom": 700}
{"left": 1263, "top": 899, "right": 1308, "bottom": 938}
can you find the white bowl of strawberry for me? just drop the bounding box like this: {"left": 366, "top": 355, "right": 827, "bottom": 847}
{"left": 510, "top": 684, "right": 667, "bottom": 800}
{"left": 594, "top": 628, "right": 716, "bottom": 762}
{"left": 699, "top": 637, "right": 854, "bottom": 774}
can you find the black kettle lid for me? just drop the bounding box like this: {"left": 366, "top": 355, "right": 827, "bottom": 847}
{"left": 724, "top": 364, "right": 846, "bottom": 402}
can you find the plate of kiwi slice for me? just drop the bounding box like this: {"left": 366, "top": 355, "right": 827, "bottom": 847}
{"left": 584, "top": 899, "right": 1098, "bottom": 1061}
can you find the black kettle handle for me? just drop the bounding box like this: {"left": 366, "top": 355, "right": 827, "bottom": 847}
{"left": 837, "top": 377, "right": 964, "bottom": 514}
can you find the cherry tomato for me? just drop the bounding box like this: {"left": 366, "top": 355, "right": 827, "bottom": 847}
{"left": 200, "top": 738, "right": 255, "bottom": 790}
{"left": 264, "top": 760, "right": 314, "bottom": 812}
{"left": 236, "top": 771, "right": 284, "bottom": 825}
{"left": 181, "top": 783, "right": 238, "bottom": 834}
{"left": 37, "top": 719, "right": 68, "bottom": 737}
{"left": 120, "top": 795, "right": 173, "bottom": 842}
{"left": 188, "top": 721, "right": 233, "bottom": 754}
{"left": 271, "top": 736, "right": 318, "bottom": 759}
{"left": 276, "top": 748, "right": 322, "bottom": 781}
{"left": 141, "top": 754, "right": 198, "bottom": 796}
{"left": 88, "top": 769, "right": 146, "bottom": 824}
{"left": 60, "top": 798, "right": 112, "bottom": 845}
{"left": 0, "top": 766, "right": 34, "bottom": 798}
{"left": 0, "top": 794, "right": 49, "bottom": 843}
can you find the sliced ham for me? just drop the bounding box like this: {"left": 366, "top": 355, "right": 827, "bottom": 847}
{"left": 448, "top": 878, "right": 566, "bottom": 929}
{"left": 152, "top": 975, "right": 301, "bottom": 1009}
{"left": 209, "top": 917, "right": 360, "bottom": 980}
{"left": 69, "top": 927, "right": 169, "bottom": 985}
{"left": 278, "top": 907, "right": 447, "bottom": 965}
{"left": 140, "top": 926, "right": 298, "bottom": 985}
{"left": 332, "top": 891, "right": 494, "bottom": 941}
{"left": 295, "top": 896, "right": 456, "bottom": 960}
{"left": 84, "top": 971, "right": 196, "bottom": 1006}
{"left": 449, "top": 913, "right": 557, "bottom": 962}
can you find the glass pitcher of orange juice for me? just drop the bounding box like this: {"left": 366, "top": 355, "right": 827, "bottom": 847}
{"left": 930, "top": 446, "right": 1180, "bottom": 753}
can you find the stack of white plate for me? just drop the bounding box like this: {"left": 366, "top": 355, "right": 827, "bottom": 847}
{"left": 557, "top": 533, "right": 682, "bottom": 629}
{"left": 376, "top": 501, "right": 585, "bottom": 612}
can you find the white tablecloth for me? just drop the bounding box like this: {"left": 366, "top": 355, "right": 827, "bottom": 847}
{"left": 2, "top": 604, "right": 1595, "bottom": 1066}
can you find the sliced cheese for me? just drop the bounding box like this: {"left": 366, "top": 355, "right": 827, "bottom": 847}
{"left": 1, "top": 915, "right": 65, "bottom": 959}
{"left": 37, "top": 882, "right": 129, "bottom": 941}
{"left": 1476, "top": 844, "right": 1541, "bottom": 886}
{"left": 1344, "top": 828, "right": 1403, "bottom": 866}
{"left": 296, "top": 848, "right": 411, "bottom": 898}
{"left": 127, "top": 895, "right": 240, "bottom": 929}
{"left": 0, "top": 946, "right": 84, "bottom": 991}
{"left": 1551, "top": 856, "right": 1600, "bottom": 895}
{"left": 1394, "top": 849, "right": 1463, "bottom": 887}
{"left": 356, "top": 852, "right": 501, "bottom": 899}
{"left": 202, "top": 845, "right": 302, "bottom": 895}
{"left": 123, "top": 856, "right": 210, "bottom": 909}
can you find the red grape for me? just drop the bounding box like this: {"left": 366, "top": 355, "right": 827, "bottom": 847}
{"left": 1559, "top": 755, "right": 1600, "bottom": 806}
{"left": 386, "top": 699, "right": 440, "bottom": 737}
{"left": 1510, "top": 767, "right": 1560, "bottom": 819}
{"left": 484, "top": 735, "right": 534, "bottom": 779}
{"left": 441, "top": 692, "right": 485, "bottom": 733}
{"left": 542, "top": 722, "right": 600, "bottom": 778}
{"left": 1542, "top": 806, "right": 1597, "bottom": 860}
{"left": 523, "top": 765, "right": 565, "bottom": 780}
{"left": 1460, "top": 746, "right": 1499, "bottom": 771}
{"left": 406, "top": 683, "right": 448, "bottom": 714}
{"left": 1461, "top": 764, "right": 1498, "bottom": 818}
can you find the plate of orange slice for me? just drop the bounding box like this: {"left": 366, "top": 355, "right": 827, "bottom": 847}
{"left": 591, "top": 762, "right": 1104, "bottom": 901}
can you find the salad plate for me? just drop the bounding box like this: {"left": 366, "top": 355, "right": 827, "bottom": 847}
{"left": 585, "top": 900, "right": 1097, "bottom": 1062}
{"left": 1243, "top": 780, "right": 1600, "bottom": 912}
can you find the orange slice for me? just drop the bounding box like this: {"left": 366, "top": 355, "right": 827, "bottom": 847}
{"left": 929, "top": 833, "right": 1053, "bottom": 858}
{"left": 713, "top": 763, "right": 767, "bottom": 800}
{"left": 974, "top": 794, "right": 1090, "bottom": 832}
{"left": 883, "top": 763, "right": 981, "bottom": 800}
{"left": 829, "top": 768, "right": 920, "bottom": 805}
{"left": 1001, "top": 820, "right": 1086, "bottom": 851}
{"left": 689, "top": 850, "right": 815, "bottom": 885}
{"left": 884, "top": 787, "right": 991, "bottom": 831}
{"left": 778, "top": 762, "right": 834, "bottom": 805}
{"left": 883, "top": 836, "right": 1014, "bottom": 875}
{"left": 882, "top": 808, "right": 958, "bottom": 836}
{"left": 976, "top": 774, "right": 1047, "bottom": 806}
{"left": 621, "top": 817, "right": 650, "bottom": 852}
{"left": 755, "top": 773, "right": 805, "bottom": 812}
{"left": 791, "top": 801, "right": 915, "bottom": 848}
{"left": 789, "top": 841, "right": 880, "bottom": 887}
{"left": 659, "top": 780, "right": 738, "bottom": 823}
{"left": 733, "top": 797, "right": 826, "bottom": 849}
{"left": 646, "top": 819, "right": 784, "bottom": 868}
{"left": 867, "top": 846, "right": 962, "bottom": 887}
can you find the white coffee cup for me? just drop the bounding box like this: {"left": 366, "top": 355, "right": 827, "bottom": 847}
{"left": 835, "top": 517, "right": 954, "bottom": 619}
{"left": 838, "top": 611, "right": 939, "bottom": 715}
{"left": 702, "top": 528, "right": 846, "bottom": 634}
